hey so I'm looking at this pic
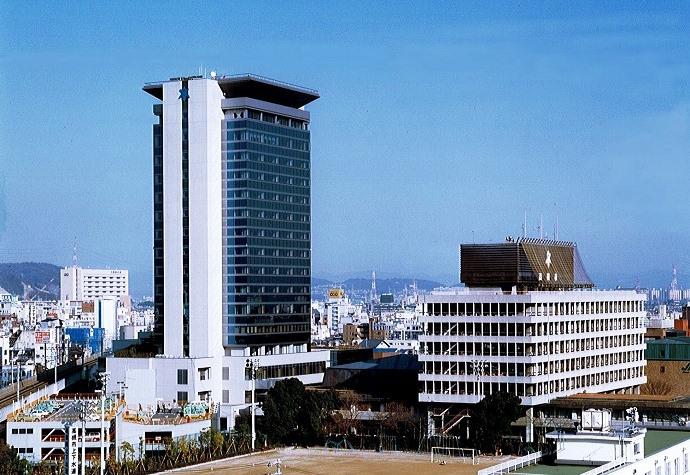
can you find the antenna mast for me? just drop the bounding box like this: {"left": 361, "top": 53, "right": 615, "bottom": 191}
{"left": 72, "top": 237, "right": 78, "bottom": 267}
{"left": 523, "top": 210, "right": 528, "bottom": 238}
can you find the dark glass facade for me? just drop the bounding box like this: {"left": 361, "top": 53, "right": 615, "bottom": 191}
{"left": 223, "top": 111, "right": 311, "bottom": 347}
{"left": 152, "top": 105, "right": 164, "bottom": 345}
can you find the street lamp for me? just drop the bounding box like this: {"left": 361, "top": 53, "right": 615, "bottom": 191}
{"left": 245, "top": 358, "right": 261, "bottom": 451}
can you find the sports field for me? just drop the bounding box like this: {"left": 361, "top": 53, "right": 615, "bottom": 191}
{"left": 163, "top": 447, "right": 507, "bottom": 475}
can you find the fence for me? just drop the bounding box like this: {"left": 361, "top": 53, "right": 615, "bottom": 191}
{"left": 477, "top": 451, "right": 542, "bottom": 475}
{"left": 580, "top": 457, "right": 629, "bottom": 475}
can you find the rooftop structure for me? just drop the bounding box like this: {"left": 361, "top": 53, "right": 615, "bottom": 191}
{"left": 143, "top": 73, "right": 319, "bottom": 108}
{"left": 460, "top": 238, "right": 593, "bottom": 291}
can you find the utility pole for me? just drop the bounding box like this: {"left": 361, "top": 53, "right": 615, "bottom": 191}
{"left": 245, "top": 358, "right": 260, "bottom": 451}
{"left": 97, "top": 371, "right": 111, "bottom": 475}
{"left": 78, "top": 401, "right": 87, "bottom": 475}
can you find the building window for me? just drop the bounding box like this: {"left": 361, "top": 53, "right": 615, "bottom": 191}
{"left": 222, "top": 390, "right": 229, "bottom": 404}
{"left": 245, "top": 390, "right": 252, "bottom": 404}
{"left": 198, "top": 367, "right": 210, "bottom": 381}
{"left": 220, "top": 417, "right": 228, "bottom": 432}
{"left": 177, "top": 369, "right": 188, "bottom": 385}
{"left": 222, "top": 367, "right": 229, "bottom": 380}
{"left": 176, "top": 391, "right": 188, "bottom": 403}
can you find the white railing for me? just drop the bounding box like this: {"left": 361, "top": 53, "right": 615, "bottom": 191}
{"left": 581, "top": 457, "right": 628, "bottom": 475}
{"left": 477, "top": 450, "right": 542, "bottom": 475}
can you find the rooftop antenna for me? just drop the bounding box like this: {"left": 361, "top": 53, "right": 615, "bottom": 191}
{"left": 72, "top": 237, "right": 78, "bottom": 267}
{"left": 522, "top": 210, "right": 528, "bottom": 239}
{"left": 539, "top": 215, "right": 544, "bottom": 240}
{"left": 554, "top": 202, "right": 559, "bottom": 241}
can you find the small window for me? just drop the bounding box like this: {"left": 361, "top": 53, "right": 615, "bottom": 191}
{"left": 177, "top": 391, "right": 188, "bottom": 403}
{"left": 177, "top": 369, "right": 188, "bottom": 385}
{"left": 222, "top": 390, "right": 229, "bottom": 404}
{"left": 222, "top": 367, "right": 229, "bottom": 380}
{"left": 220, "top": 417, "right": 228, "bottom": 432}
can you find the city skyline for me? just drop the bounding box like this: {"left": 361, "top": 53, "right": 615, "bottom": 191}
{"left": 2, "top": 2, "right": 689, "bottom": 296}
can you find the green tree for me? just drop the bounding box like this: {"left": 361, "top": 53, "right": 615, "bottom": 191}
{"left": 261, "top": 378, "right": 339, "bottom": 445}
{"left": 0, "top": 441, "right": 30, "bottom": 474}
{"left": 262, "top": 378, "right": 306, "bottom": 444}
{"left": 470, "top": 391, "right": 523, "bottom": 454}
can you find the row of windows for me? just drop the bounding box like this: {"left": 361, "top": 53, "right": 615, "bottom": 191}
{"left": 422, "top": 366, "right": 644, "bottom": 397}
{"left": 229, "top": 189, "right": 310, "bottom": 204}
{"left": 229, "top": 257, "right": 309, "bottom": 267}
{"left": 243, "top": 361, "right": 326, "bottom": 382}
{"left": 231, "top": 228, "right": 309, "bottom": 240}
{"left": 226, "top": 152, "right": 309, "bottom": 171}
{"left": 422, "top": 334, "right": 644, "bottom": 357}
{"left": 226, "top": 117, "right": 309, "bottom": 137}
{"left": 226, "top": 199, "right": 309, "bottom": 214}
{"left": 230, "top": 140, "right": 309, "bottom": 160}
{"left": 230, "top": 267, "right": 309, "bottom": 277}
{"left": 226, "top": 285, "right": 309, "bottom": 295}
{"left": 645, "top": 453, "right": 689, "bottom": 475}
{"left": 231, "top": 323, "right": 310, "bottom": 335}
{"left": 226, "top": 112, "right": 308, "bottom": 132}
{"left": 424, "top": 317, "right": 643, "bottom": 337}
{"left": 230, "top": 171, "right": 309, "bottom": 187}
{"left": 232, "top": 247, "right": 309, "bottom": 258}
{"left": 424, "top": 350, "right": 645, "bottom": 377}
{"left": 228, "top": 179, "right": 309, "bottom": 197}
{"left": 227, "top": 218, "right": 310, "bottom": 232}
{"left": 226, "top": 159, "right": 309, "bottom": 177}
{"left": 226, "top": 237, "right": 311, "bottom": 250}
{"left": 11, "top": 428, "right": 33, "bottom": 434}
{"left": 425, "top": 300, "right": 644, "bottom": 317}
{"left": 229, "top": 131, "right": 310, "bottom": 152}
{"left": 230, "top": 209, "right": 309, "bottom": 221}
{"left": 229, "top": 303, "right": 308, "bottom": 315}
{"left": 226, "top": 274, "right": 310, "bottom": 284}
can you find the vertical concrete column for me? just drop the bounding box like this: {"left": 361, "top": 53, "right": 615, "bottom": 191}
{"left": 526, "top": 407, "right": 534, "bottom": 444}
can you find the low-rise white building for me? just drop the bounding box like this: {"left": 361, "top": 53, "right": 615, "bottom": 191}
{"left": 60, "top": 266, "right": 129, "bottom": 301}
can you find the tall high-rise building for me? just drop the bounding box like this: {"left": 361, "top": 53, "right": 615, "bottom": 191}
{"left": 143, "top": 74, "right": 318, "bottom": 357}
{"left": 108, "top": 73, "right": 329, "bottom": 431}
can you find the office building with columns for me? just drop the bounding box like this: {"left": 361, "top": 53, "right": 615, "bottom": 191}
{"left": 419, "top": 239, "right": 646, "bottom": 439}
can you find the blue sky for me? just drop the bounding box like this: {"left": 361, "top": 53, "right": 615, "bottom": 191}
{"left": 1, "top": 1, "right": 689, "bottom": 295}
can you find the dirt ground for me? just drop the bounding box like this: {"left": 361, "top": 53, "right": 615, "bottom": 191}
{"left": 163, "top": 447, "right": 509, "bottom": 475}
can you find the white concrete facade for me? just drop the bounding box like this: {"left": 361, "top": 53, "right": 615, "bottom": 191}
{"left": 187, "top": 79, "right": 224, "bottom": 359}
{"left": 160, "top": 79, "right": 224, "bottom": 358}
{"left": 106, "top": 347, "right": 330, "bottom": 430}
{"left": 161, "top": 80, "right": 185, "bottom": 357}
{"left": 60, "top": 266, "right": 128, "bottom": 301}
{"left": 419, "top": 289, "right": 647, "bottom": 406}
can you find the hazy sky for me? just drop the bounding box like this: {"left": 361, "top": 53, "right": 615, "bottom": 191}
{"left": 1, "top": 1, "right": 689, "bottom": 295}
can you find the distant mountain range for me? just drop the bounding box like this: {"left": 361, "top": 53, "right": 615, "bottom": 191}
{"left": 0, "top": 262, "right": 682, "bottom": 302}
{"left": 0, "top": 262, "right": 61, "bottom": 300}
